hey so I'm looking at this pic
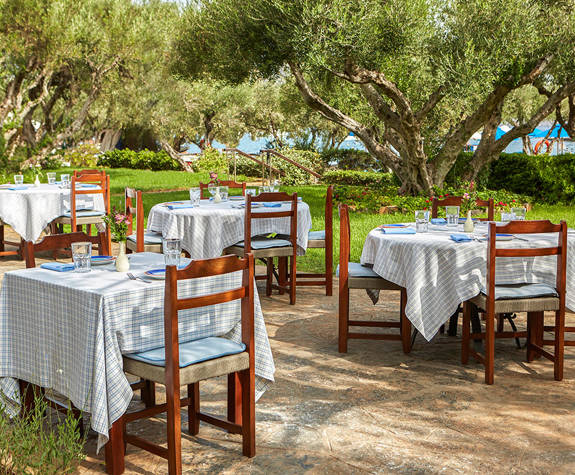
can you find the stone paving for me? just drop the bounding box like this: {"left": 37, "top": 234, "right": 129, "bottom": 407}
{"left": 1, "top": 235, "right": 575, "bottom": 474}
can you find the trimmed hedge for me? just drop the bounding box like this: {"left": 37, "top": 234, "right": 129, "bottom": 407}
{"left": 97, "top": 149, "right": 181, "bottom": 171}
{"left": 322, "top": 169, "right": 396, "bottom": 188}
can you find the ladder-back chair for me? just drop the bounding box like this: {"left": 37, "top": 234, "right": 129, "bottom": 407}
{"left": 125, "top": 188, "right": 162, "bottom": 253}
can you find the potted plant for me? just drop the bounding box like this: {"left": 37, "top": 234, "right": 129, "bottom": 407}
{"left": 102, "top": 210, "right": 130, "bottom": 272}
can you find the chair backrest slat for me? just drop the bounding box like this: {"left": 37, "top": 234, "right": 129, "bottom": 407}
{"left": 177, "top": 287, "right": 246, "bottom": 310}
{"left": 432, "top": 196, "right": 494, "bottom": 221}
{"left": 199, "top": 180, "right": 246, "bottom": 199}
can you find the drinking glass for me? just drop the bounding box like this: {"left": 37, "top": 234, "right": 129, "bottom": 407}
{"left": 501, "top": 212, "right": 514, "bottom": 223}
{"left": 415, "top": 210, "right": 429, "bottom": 233}
{"left": 208, "top": 183, "right": 217, "bottom": 197}
{"left": 219, "top": 186, "right": 229, "bottom": 201}
{"left": 14, "top": 174, "right": 23, "bottom": 185}
{"left": 511, "top": 207, "right": 526, "bottom": 220}
{"left": 47, "top": 172, "right": 56, "bottom": 185}
{"left": 61, "top": 174, "right": 70, "bottom": 187}
{"left": 189, "top": 187, "right": 201, "bottom": 206}
{"left": 72, "top": 242, "right": 92, "bottom": 273}
{"left": 163, "top": 238, "right": 181, "bottom": 267}
{"left": 445, "top": 206, "right": 459, "bottom": 227}
{"left": 245, "top": 188, "right": 257, "bottom": 197}
{"left": 271, "top": 180, "right": 281, "bottom": 192}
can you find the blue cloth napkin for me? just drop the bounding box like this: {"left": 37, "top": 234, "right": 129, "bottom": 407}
{"left": 381, "top": 227, "right": 416, "bottom": 234}
{"left": 263, "top": 203, "right": 281, "bottom": 208}
{"left": 431, "top": 218, "right": 446, "bottom": 225}
{"left": 166, "top": 204, "right": 195, "bottom": 210}
{"left": 450, "top": 233, "right": 472, "bottom": 243}
{"left": 40, "top": 262, "right": 75, "bottom": 272}
{"left": 77, "top": 183, "right": 99, "bottom": 189}
{"left": 8, "top": 186, "right": 28, "bottom": 190}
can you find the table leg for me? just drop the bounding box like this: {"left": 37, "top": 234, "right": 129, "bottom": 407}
{"left": 105, "top": 416, "right": 125, "bottom": 475}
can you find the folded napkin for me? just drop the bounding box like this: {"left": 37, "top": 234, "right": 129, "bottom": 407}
{"left": 8, "top": 185, "right": 28, "bottom": 190}
{"left": 77, "top": 183, "right": 99, "bottom": 189}
{"left": 380, "top": 224, "right": 407, "bottom": 228}
{"left": 166, "top": 204, "right": 195, "bottom": 210}
{"left": 263, "top": 203, "right": 281, "bottom": 208}
{"left": 381, "top": 227, "right": 416, "bottom": 234}
{"left": 450, "top": 233, "right": 472, "bottom": 243}
{"left": 431, "top": 218, "right": 446, "bottom": 225}
{"left": 40, "top": 262, "right": 75, "bottom": 272}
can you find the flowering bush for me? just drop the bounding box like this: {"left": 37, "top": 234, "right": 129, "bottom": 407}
{"left": 102, "top": 210, "right": 129, "bottom": 242}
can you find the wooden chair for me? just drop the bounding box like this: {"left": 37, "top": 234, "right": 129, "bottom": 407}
{"left": 113, "top": 254, "right": 256, "bottom": 473}
{"left": 296, "top": 186, "right": 333, "bottom": 296}
{"left": 0, "top": 220, "right": 24, "bottom": 259}
{"left": 53, "top": 173, "right": 110, "bottom": 236}
{"left": 125, "top": 188, "right": 162, "bottom": 253}
{"left": 225, "top": 192, "right": 298, "bottom": 305}
{"left": 432, "top": 196, "right": 494, "bottom": 221}
{"left": 199, "top": 180, "right": 246, "bottom": 199}
{"left": 462, "top": 220, "right": 567, "bottom": 384}
{"left": 73, "top": 169, "right": 106, "bottom": 178}
{"left": 338, "top": 204, "right": 412, "bottom": 353}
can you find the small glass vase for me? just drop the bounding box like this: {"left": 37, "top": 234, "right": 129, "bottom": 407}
{"left": 115, "top": 241, "right": 130, "bottom": 272}
{"left": 463, "top": 210, "right": 474, "bottom": 233}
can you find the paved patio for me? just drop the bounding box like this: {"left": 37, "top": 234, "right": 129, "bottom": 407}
{"left": 1, "top": 236, "right": 575, "bottom": 474}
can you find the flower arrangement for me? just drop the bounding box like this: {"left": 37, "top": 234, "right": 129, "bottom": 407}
{"left": 460, "top": 182, "right": 478, "bottom": 213}
{"left": 102, "top": 210, "right": 129, "bottom": 242}
{"left": 209, "top": 171, "right": 220, "bottom": 185}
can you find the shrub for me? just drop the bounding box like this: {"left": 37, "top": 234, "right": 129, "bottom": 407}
{"left": 97, "top": 149, "right": 181, "bottom": 171}
{"left": 192, "top": 147, "right": 229, "bottom": 174}
{"left": 59, "top": 144, "right": 100, "bottom": 168}
{"left": 322, "top": 169, "right": 397, "bottom": 188}
{"left": 320, "top": 148, "right": 384, "bottom": 171}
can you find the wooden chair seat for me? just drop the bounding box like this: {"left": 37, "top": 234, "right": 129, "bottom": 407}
{"left": 124, "top": 352, "right": 249, "bottom": 386}
{"left": 126, "top": 230, "right": 163, "bottom": 253}
{"left": 54, "top": 212, "right": 105, "bottom": 226}
{"left": 227, "top": 244, "right": 294, "bottom": 259}
{"left": 470, "top": 283, "right": 560, "bottom": 314}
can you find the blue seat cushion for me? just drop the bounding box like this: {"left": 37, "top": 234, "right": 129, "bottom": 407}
{"left": 336, "top": 262, "right": 380, "bottom": 278}
{"left": 308, "top": 230, "right": 326, "bottom": 240}
{"left": 127, "top": 232, "right": 163, "bottom": 245}
{"left": 124, "top": 336, "right": 246, "bottom": 368}
{"left": 233, "top": 237, "right": 292, "bottom": 249}
{"left": 481, "top": 283, "right": 558, "bottom": 300}
{"left": 61, "top": 210, "right": 105, "bottom": 217}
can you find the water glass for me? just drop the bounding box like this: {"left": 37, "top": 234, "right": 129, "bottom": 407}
{"left": 61, "top": 174, "right": 70, "bottom": 186}
{"left": 163, "top": 238, "right": 181, "bottom": 267}
{"left": 415, "top": 210, "right": 429, "bottom": 233}
{"left": 245, "top": 188, "right": 257, "bottom": 197}
{"left": 208, "top": 183, "right": 217, "bottom": 197}
{"left": 47, "top": 172, "right": 56, "bottom": 185}
{"left": 14, "top": 174, "right": 23, "bottom": 185}
{"left": 501, "top": 212, "right": 514, "bottom": 223}
{"left": 220, "top": 186, "right": 229, "bottom": 201}
{"left": 445, "top": 206, "right": 459, "bottom": 227}
{"left": 72, "top": 242, "right": 92, "bottom": 273}
{"left": 511, "top": 207, "right": 526, "bottom": 220}
{"left": 271, "top": 180, "right": 281, "bottom": 192}
{"left": 189, "top": 187, "right": 201, "bottom": 206}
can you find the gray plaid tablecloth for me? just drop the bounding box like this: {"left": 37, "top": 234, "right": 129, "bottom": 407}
{"left": 361, "top": 222, "right": 575, "bottom": 341}
{"left": 0, "top": 183, "right": 105, "bottom": 241}
{"left": 147, "top": 199, "right": 312, "bottom": 259}
{"left": 0, "top": 253, "right": 274, "bottom": 450}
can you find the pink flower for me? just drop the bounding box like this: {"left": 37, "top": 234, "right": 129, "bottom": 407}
{"left": 469, "top": 181, "right": 475, "bottom": 190}
{"left": 463, "top": 193, "right": 470, "bottom": 199}
{"left": 209, "top": 172, "right": 218, "bottom": 180}
{"left": 114, "top": 214, "right": 123, "bottom": 223}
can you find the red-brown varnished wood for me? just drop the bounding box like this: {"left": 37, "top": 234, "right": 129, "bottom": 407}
{"left": 338, "top": 204, "right": 409, "bottom": 353}
{"left": 105, "top": 417, "right": 125, "bottom": 475}
{"left": 432, "top": 196, "right": 494, "bottom": 221}
{"left": 199, "top": 180, "right": 246, "bottom": 199}
{"left": 125, "top": 188, "right": 145, "bottom": 253}
{"left": 68, "top": 173, "right": 110, "bottom": 234}
{"left": 25, "top": 231, "right": 107, "bottom": 268}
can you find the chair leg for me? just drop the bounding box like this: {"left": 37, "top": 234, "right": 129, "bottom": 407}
{"left": 227, "top": 373, "right": 241, "bottom": 426}
{"left": 447, "top": 308, "right": 459, "bottom": 336}
{"left": 277, "top": 256, "right": 287, "bottom": 295}
{"left": 188, "top": 383, "right": 200, "bottom": 435}
{"left": 105, "top": 417, "right": 125, "bottom": 475}
{"left": 338, "top": 286, "right": 349, "bottom": 353}
{"left": 265, "top": 258, "right": 273, "bottom": 297}
{"left": 325, "top": 244, "right": 333, "bottom": 297}
{"left": 0, "top": 224, "right": 4, "bottom": 252}
{"left": 166, "top": 383, "right": 182, "bottom": 474}
{"left": 497, "top": 314, "right": 504, "bottom": 333}
{"left": 289, "top": 254, "right": 297, "bottom": 305}
{"left": 554, "top": 309, "right": 565, "bottom": 381}
{"left": 400, "top": 289, "right": 411, "bottom": 354}
{"left": 239, "top": 369, "right": 255, "bottom": 457}
{"left": 485, "top": 310, "right": 495, "bottom": 385}
{"left": 141, "top": 380, "right": 155, "bottom": 408}
{"left": 527, "top": 311, "right": 543, "bottom": 362}
{"left": 461, "top": 302, "right": 471, "bottom": 364}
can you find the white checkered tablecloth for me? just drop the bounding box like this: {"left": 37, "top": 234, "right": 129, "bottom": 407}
{"left": 0, "top": 253, "right": 274, "bottom": 450}
{"left": 147, "top": 199, "right": 312, "bottom": 259}
{"left": 0, "top": 183, "right": 105, "bottom": 241}
{"left": 360, "top": 222, "right": 575, "bottom": 341}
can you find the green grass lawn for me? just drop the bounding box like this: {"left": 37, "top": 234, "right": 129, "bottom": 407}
{"left": 55, "top": 167, "right": 575, "bottom": 274}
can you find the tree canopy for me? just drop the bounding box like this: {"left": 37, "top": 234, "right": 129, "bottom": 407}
{"left": 176, "top": 0, "right": 575, "bottom": 193}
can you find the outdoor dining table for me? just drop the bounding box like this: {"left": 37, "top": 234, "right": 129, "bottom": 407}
{"left": 0, "top": 252, "right": 275, "bottom": 451}
{"left": 147, "top": 198, "right": 313, "bottom": 259}
{"left": 360, "top": 221, "right": 575, "bottom": 341}
{"left": 0, "top": 183, "right": 105, "bottom": 242}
